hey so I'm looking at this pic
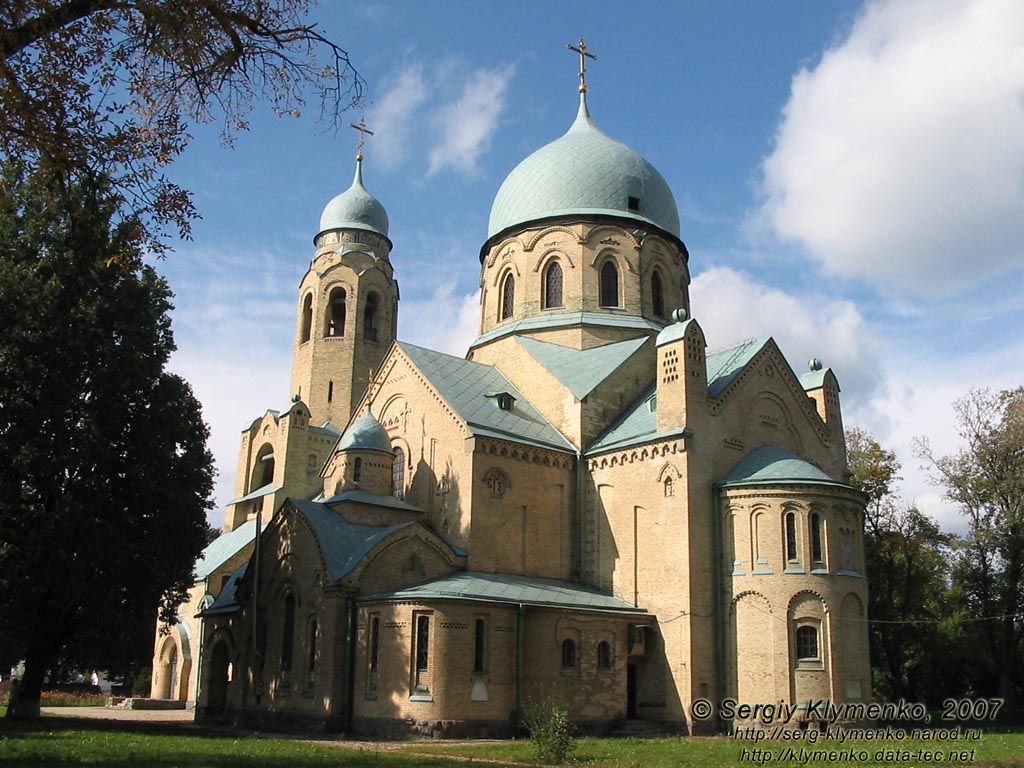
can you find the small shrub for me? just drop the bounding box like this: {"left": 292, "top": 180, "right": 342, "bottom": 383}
{"left": 521, "top": 696, "right": 576, "bottom": 764}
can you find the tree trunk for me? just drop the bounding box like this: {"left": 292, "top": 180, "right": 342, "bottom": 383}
{"left": 5, "top": 654, "right": 46, "bottom": 720}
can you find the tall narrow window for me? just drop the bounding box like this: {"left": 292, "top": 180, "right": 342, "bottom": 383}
{"left": 307, "top": 619, "right": 318, "bottom": 675}
{"left": 415, "top": 614, "right": 430, "bottom": 672}
{"left": 281, "top": 594, "right": 295, "bottom": 671}
{"left": 392, "top": 446, "right": 405, "bottom": 499}
{"left": 596, "top": 641, "right": 612, "bottom": 670}
{"left": 328, "top": 288, "right": 346, "bottom": 336}
{"left": 785, "top": 512, "right": 798, "bottom": 562}
{"left": 353, "top": 457, "right": 362, "bottom": 482}
{"left": 300, "top": 293, "right": 313, "bottom": 342}
{"left": 651, "top": 270, "right": 665, "bottom": 317}
{"left": 561, "top": 638, "right": 577, "bottom": 669}
{"left": 473, "top": 619, "right": 486, "bottom": 673}
{"left": 600, "top": 261, "right": 619, "bottom": 307}
{"left": 796, "top": 625, "right": 819, "bottom": 660}
{"left": 368, "top": 615, "right": 380, "bottom": 688}
{"left": 327, "top": 380, "right": 334, "bottom": 403}
{"left": 543, "top": 261, "right": 563, "bottom": 309}
{"left": 364, "top": 292, "right": 379, "bottom": 341}
{"left": 500, "top": 273, "right": 515, "bottom": 320}
{"left": 811, "top": 513, "right": 823, "bottom": 563}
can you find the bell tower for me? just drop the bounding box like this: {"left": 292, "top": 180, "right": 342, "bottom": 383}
{"left": 289, "top": 121, "right": 398, "bottom": 427}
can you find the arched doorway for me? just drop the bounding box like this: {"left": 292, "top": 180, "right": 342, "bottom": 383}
{"left": 206, "top": 641, "right": 231, "bottom": 718}
{"left": 156, "top": 637, "right": 179, "bottom": 699}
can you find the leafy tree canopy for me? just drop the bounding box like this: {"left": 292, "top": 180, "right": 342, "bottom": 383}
{"left": 0, "top": 0, "right": 364, "bottom": 250}
{"left": 0, "top": 164, "right": 215, "bottom": 718}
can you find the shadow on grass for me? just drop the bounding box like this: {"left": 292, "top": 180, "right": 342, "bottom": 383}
{"left": 0, "top": 716, "right": 452, "bottom": 768}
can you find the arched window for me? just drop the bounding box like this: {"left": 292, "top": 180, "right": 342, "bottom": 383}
{"left": 543, "top": 261, "right": 563, "bottom": 309}
{"left": 596, "top": 641, "right": 612, "bottom": 670}
{"left": 353, "top": 457, "right": 362, "bottom": 482}
{"left": 252, "top": 444, "right": 274, "bottom": 490}
{"left": 561, "top": 638, "right": 577, "bottom": 669}
{"left": 811, "top": 512, "right": 823, "bottom": 563}
{"left": 364, "top": 292, "right": 379, "bottom": 341}
{"left": 600, "top": 261, "right": 619, "bottom": 307}
{"left": 500, "top": 273, "right": 515, "bottom": 320}
{"left": 281, "top": 594, "right": 295, "bottom": 671}
{"left": 327, "top": 288, "right": 346, "bottom": 337}
{"left": 300, "top": 293, "right": 313, "bottom": 342}
{"left": 785, "top": 512, "right": 798, "bottom": 562}
{"left": 796, "top": 625, "right": 819, "bottom": 660}
{"left": 651, "top": 270, "right": 665, "bottom": 318}
{"left": 392, "top": 446, "right": 405, "bottom": 499}
{"left": 663, "top": 477, "right": 674, "bottom": 498}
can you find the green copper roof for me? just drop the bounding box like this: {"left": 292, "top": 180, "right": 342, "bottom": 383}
{"left": 318, "top": 158, "right": 389, "bottom": 239}
{"left": 399, "top": 342, "right": 574, "bottom": 452}
{"left": 360, "top": 571, "right": 647, "bottom": 613}
{"left": 721, "top": 446, "right": 846, "bottom": 488}
{"left": 487, "top": 93, "right": 680, "bottom": 241}
{"left": 227, "top": 482, "right": 280, "bottom": 506}
{"left": 194, "top": 518, "right": 263, "bottom": 580}
{"left": 706, "top": 338, "right": 768, "bottom": 397}
{"left": 337, "top": 409, "right": 391, "bottom": 453}
{"left": 517, "top": 336, "right": 647, "bottom": 400}
{"left": 323, "top": 488, "right": 425, "bottom": 513}
{"left": 290, "top": 499, "right": 417, "bottom": 580}
{"left": 588, "top": 338, "right": 770, "bottom": 453}
{"left": 201, "top": 563, "right": 247, "bottom": 616}
{"left": 472, "top": 311, "right": 663, "bottom": 349}
{"left": 799, "top": 367, "right": 835, "bottom": 391}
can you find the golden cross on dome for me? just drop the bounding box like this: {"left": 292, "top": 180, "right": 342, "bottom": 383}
{"left": 567, "top": 36, "right": 597, "bottom": 93}
{"left": 349, "top": 117, "right": 374, "bottom": 161}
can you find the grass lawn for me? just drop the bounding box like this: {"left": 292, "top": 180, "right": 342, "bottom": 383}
{"left": 1, "top": 714, "right": 1023, "bottom": 768}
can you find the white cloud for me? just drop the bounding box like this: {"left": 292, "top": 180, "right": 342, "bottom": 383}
{"left": 427, "top": 65, "right": 514, "bottom": 177}
{"left": 757, "top": 0, "right": 1024, "bottom": 294}
{"left": 691, "top": 266, "right": 883, "bottom": 406}
{"left": 399, "top": 283, "right": 480, "bottom": 357}
{"left": 366, "top": 66, "right": 430, "bottom": 170}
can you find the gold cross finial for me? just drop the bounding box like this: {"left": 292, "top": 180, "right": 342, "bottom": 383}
{"left": 567, "top": 36, "right": 597, "bottom": 93}
{"left": 350, "top": 117, "right": 374, "bottom": 161}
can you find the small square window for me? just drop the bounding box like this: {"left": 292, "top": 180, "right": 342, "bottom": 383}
{"left": 628, "top": 196, "right": 640, "bottom": 211}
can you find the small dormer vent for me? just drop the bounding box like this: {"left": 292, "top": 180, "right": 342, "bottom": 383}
{"left": 486, "top": 391, "right": 517, "bottom": 411}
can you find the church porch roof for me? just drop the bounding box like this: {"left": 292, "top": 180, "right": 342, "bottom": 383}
{"left": 359, "top": 571, "right": 648, "bottom": 614}
{"left": 193, "top": 517, "right": 265, "bottom": 581}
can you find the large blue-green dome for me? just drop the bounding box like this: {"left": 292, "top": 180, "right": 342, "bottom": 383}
{"left": 487, "top": 94, "right": 680, "bottom": 240}
{"left": 318, "top": 159, "right": 389, "bottom": 238}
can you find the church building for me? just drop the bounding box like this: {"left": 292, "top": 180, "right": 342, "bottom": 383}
{"left": 155, "top": 49, "right": 870, "bottom": 736}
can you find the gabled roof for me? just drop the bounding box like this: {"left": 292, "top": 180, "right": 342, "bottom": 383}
{"left": 706, "top": 338, "right": 768, "bottom": 398}
{"left": 398, "top": 342, "right": 574, "bottom": 452}
{"left": 200, "top": 563, "right": 247, "bottom": 616}
{"left": 721, "top": 446, "right": 849, "bottom": 489}
{"left": 227, "top": 483, "right": 280, "bottom": 506}
{"left": 194, "top": 518, "right": 263, "bottom": 580}
{"left": 289, "top": 499, "right": 418, "bottom": 581}
{"left": 359, "top": 571, "right": 648, "bottom": 614}
{"left": 517, "top": 336, "right": 647, "bottom": 400}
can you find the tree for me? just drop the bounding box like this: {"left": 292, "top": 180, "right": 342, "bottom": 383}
{"left": 0, "top": 164, "right": 215, "bottom": 719}
{"left": 846, "top": 427, "right": 957, "bottom": 703}
{"left": 917, "top": 388, "right": 1024, "bottom": 705}
{"left": 0, "top": 0, "right": 364, "bottom": 251}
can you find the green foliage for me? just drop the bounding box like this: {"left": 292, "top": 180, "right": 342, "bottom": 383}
{"left": 521, "top": 696, "right": 576, "bottom": 764}
{"left": 917, "top": 388, "right": 1024, "bottom": 707}
{"left": 0, "top": 165, "right": 215, "bottom": 718}
{"left": 846, "top": 428, "right": 957, "bottom": 704}
{"left": 0, "top": 0, "right": 364, "bottom": 251}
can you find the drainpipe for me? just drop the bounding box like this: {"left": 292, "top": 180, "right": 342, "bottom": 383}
{"left": 345, "top": 598, "right": 357, "bottom": 731}
{"left": 573, "top": 450, "right": 583, "bottom": 580}
{"left": 712, "top": 484, "right": 725, "bottom": 731}
{"left": 194, "top": 583, "right": 206, "bottom": 708}
{"left": 516, "top": 603, "right": 525, "bottom": 724}
{"left": 252, "top": 503, "right": 263, "bottom": 708}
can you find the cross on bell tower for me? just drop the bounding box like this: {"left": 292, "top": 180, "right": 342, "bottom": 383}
{"left": 350, "top": 117, "right": 374, "bottom": 161}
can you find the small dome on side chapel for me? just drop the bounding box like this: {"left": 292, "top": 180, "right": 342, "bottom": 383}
{"left": 487, "top": 92, "right": 680, "bottom": 241}
{"left": 336, "top": 409, "right": 391, "bottom": 453}
{"left": 318, "top": 158, "right": 389, "bottom": 239}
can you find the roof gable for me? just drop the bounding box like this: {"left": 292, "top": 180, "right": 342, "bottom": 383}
{"left": 194, "top": 518, "right": 263, "bottom": 580}
{"left": 517, "top": 336, "right": 647, "bottom": 400}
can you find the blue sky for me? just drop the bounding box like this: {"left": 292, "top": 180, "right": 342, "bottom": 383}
{"left": 156, "top": 0, "right": 1024, "bottom": 532}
